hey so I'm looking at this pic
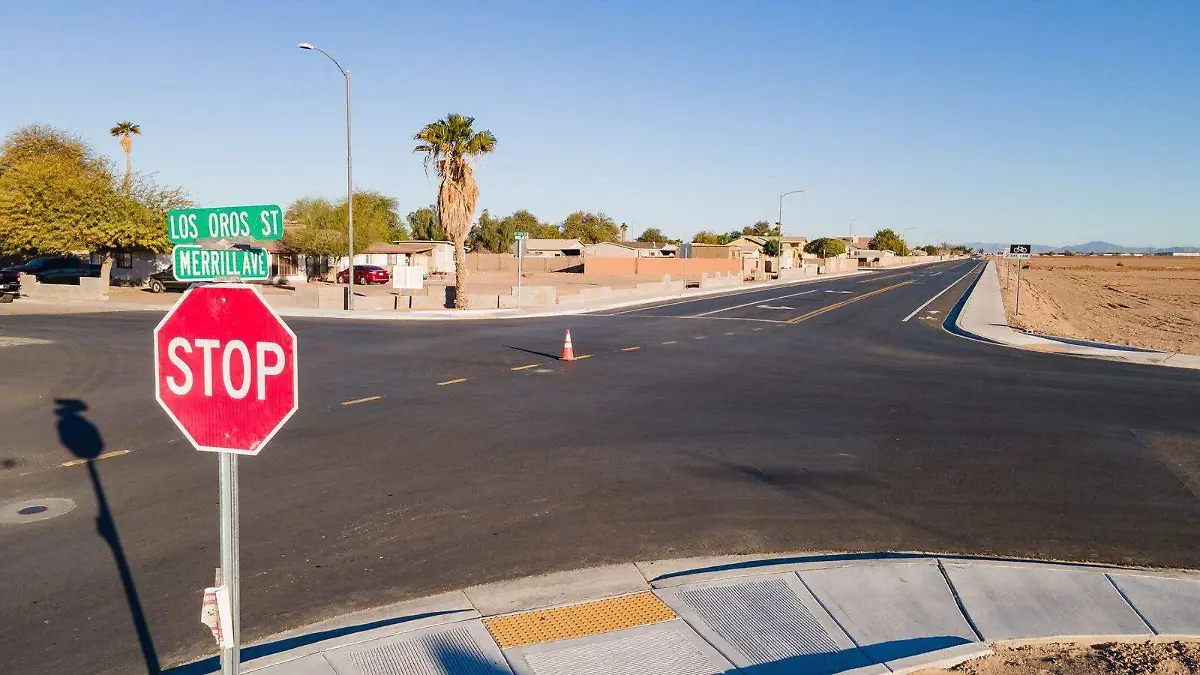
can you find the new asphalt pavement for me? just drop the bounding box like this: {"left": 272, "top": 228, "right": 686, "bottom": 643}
{"left": 2, "top": 259, "right": 1199, "bottom": 673}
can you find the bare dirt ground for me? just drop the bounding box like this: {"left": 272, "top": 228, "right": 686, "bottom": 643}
{"left": 996, "top": 256, "right": 1200, "bottom": 355}
{"left": 919, "top": 641, "right": 1200, "bottom": 675}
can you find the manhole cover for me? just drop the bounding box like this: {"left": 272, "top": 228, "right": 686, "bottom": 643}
{"left": 0, "top": 498, "right": 75, "bottom": 524}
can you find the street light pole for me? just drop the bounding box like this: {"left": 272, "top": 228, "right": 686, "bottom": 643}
{"left": 298, "top": 42, "right": 354, "bottom": 310}
{"left": 778, "top": 189, "right": 806, "bottom": 273}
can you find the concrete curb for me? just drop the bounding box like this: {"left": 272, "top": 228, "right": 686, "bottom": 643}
{"left": 953, "top": 260, "right": 1200, "bottom": 371}
{"left": 164, "top": 551, "right": 1200, "bottom": 674}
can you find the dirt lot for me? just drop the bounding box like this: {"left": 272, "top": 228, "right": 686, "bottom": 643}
{"left": 996, "top": 256, "right": 1200, "bottom": 355}
{"left": 918, "top": 640, "right": 1200, "bottom": 675}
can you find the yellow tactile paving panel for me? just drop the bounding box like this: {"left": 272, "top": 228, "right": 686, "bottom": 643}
{"left": 483, "top": 592, "right": 677, "bottom": 648}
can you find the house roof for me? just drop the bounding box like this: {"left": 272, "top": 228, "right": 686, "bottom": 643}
{"left": 728, "top": 236, "right": 768, "bottom": 249}
{"left": 586, "top": 241, "right": 635, "bottom": 249}
{"left": 525, "top": 238, "right": 584, "bottom": 251}
{"left": 368, "top": 242, "right": 436, "bottom": 254}
{"left": 624, "top": 241, "right": 677, "bottom": 250}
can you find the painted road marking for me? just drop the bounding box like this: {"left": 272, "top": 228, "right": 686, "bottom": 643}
{"left": 620, "top": 346, "right": 642, "bottom": 352}
{"left": 510, "top": 364, "right": 539, "bottom": 371}
{"left": 437, "top": 378, "right": 468, "bottom": 386}
{"left": 661, "top": 340, "right": 678, "bottom": 345}
{"left": 693, "top": 336, "right": 706, "bottom": 340}
{"left": 825, "top": 290, "right": 853, "bottom": 294}
{"left": 724, "top": 331, "right": 736, "bottom": 335}
{"left": 691, "top": 289, "right": 817, "bottom": 317}
{"left": 341, "top": 396, "right": 382, "bottom": 406}
{"left": 857, "top": 271, "right": 911, "bottom": 284}
{"left": 61, "top": 449, "right": 130, "bottom": 467}
{"left": 753, "top": 327, "right": 764, "bottom": 331}
{"left": 756, "top": 304, "right": 794, "bottom": 310}
{"left": 788, "top": 281, "right": 914, "bottom": 324}
{"left": 574, "top": 354, "right": 593, "bottom": 360}
{"left": 901, "top": 262, "right": 983, "bottom": 322}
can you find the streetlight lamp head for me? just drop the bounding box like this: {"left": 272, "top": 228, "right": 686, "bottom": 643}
{"left": 297, "top": 42, "right": 315, "bottom": 50}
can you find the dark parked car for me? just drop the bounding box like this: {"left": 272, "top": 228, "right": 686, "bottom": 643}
{"left": 0, "top": 256, "right": 88, "bottom": 294}
{"left": 36, "top": 262, "right": 101, "bottom": 284}
{"left": 336, "top": 265, "right": 390, "bottom": 285}
{"left": 146, "top": 266, "right": 193, "bottom": 293}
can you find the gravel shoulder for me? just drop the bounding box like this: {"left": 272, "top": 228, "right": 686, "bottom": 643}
{"left": 919, "top": 640, "right": 1200, "bottom": 675}
{"left": 996, "top": 257, "right": 1200, "bottom": 355}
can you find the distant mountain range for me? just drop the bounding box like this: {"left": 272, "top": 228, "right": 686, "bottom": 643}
{"left": 963, "top": 241, "right": 1200, "bottom": 254}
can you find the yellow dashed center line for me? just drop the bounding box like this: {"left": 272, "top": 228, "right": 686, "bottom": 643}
{"left": 510, "top": 364, "right": 539, "bottom": 371}
{"left": 61, "top": 449, "right": 130, "bottom": 467}
{"left": 341, "top": 396, "right": 381, "bottom": 406}
{"left": 661, "top": 340, "right": 678, "bottom": 345}
{"left": 573, "top": 354, "right": 593, "bottom": 360}
{"left": 620, "top": 346, "right": 642, "bottom": 352}
{"left": 787, "top": 280, "right": 913, "bottom": 324}
{"left": 437, "top": 378, "right": 468, "bottom": 386}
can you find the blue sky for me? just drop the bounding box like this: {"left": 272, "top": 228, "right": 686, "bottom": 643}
{"left": 3, "top": 1, "right": 1197, "bottom": 246}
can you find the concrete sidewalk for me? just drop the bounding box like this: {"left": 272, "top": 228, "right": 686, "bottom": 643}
{"left": 953, "top": 260, "right": 1200, "bottom": 370}
{"left": 167, "top": 552, "right": 1200, "bottom": 675}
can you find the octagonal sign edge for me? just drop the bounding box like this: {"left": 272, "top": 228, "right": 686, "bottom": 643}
{"left": 153, "top": 283, "right": 299, "bottom": 455}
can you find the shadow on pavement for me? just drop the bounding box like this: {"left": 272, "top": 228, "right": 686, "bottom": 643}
{"left": 504, "top": 344, "right": 562, "bottom": 361}
{"left": 162, "top": 610, "right": 471, "bottom": 674}
{"left": 55, "top": 398, "right": 161, "bottom": 674}
{"left": 430, "top": 639, "right": 509, "bottom": 674}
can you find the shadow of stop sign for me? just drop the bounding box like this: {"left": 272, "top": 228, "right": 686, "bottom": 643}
{"left": 154, "top": 284, "right": 298, "bottom": 454}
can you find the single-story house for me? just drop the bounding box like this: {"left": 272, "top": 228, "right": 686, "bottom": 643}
{"left": 839, "top": 236, "right": 872, "bottom": 251}
{"left": 678, "top": 243, "right": 739, "bottom": 259}
{"left": 726, "top": 236, "right": 769, "bottom": 258}
{"left": 337, "top": 241, "right": 457, "bottom": 278}
{"left": 584, "top": 241, "right": 638, "bottom": 258}
{"left": 90, "top": 250, "right": 172, "bottom": 285}
{"left": 851, "top": 249, "right": 897, "bottom": 264}
{"left": 518, "top": 238, "right": 585, "bottom": 257}
{"left": 624, "top": 241, "right": 678, "bottom": 257}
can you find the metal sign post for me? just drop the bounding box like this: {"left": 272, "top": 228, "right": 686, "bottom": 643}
{"left": 219, "top": 453, "right": 240, "bottom": 675}
{"left": 1008, "top": 244, "right": 1031, "bottom": 316}
{"left": 514, "top": 232, "right": 528, "bottom": 309}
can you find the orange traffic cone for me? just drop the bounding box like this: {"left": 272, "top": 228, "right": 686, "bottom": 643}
{"left": 561, "top": 329, "right": 575, "bottom": 361}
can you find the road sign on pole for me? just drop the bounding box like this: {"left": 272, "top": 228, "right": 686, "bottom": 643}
{"left": 1008, "top": 243, "right": 1032, "bottom": 259}
{"left": 168, "top": 205, "right": 285, "bottom": 245}
{"left": 154, "top": 284, "right": 298, "bottom": 675}
{"left": 514, "top": 232, "right": 528, "bottom": 308}
{"left": 173, "top": 245, "right": 270, "bottom": 281}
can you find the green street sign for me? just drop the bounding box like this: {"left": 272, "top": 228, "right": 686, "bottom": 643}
{"left": 168, "top": 205, "right": 285, "bottom": 244}
{"left": 172, "top": 245, "right": 270, "bottom": 281}
{"left": 514, "top": 231, "right": 529, "bottom": 240}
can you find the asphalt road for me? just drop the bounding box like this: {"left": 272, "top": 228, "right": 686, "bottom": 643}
{"left": 2, "top": 259, "right": 1199, "bottom": 674}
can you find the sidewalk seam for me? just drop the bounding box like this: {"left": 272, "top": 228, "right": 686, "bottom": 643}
{"left": 1105, "top": 573, "right": 1159, "bottom": 635}
{"left": 793, "top": 573, "right": 886, "bottom": 671}
{"left": 937, "top": 559, "right": 985, "bottom": 642}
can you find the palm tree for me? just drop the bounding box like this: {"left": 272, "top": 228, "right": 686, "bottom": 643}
{"left": 413, "top": 114, "right": 496, "bottom": 308}
{"left": 109, "top": 121, "right": 140, "bottom": 190}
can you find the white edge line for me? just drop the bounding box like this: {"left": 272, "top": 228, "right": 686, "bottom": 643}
{"left": 690, "top": 289, "right": 818, "bottom": 317}
{"left": 901, "top": 262, "right": 983, "bottom": 322}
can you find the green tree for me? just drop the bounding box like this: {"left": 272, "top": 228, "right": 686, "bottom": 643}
{"left": 761, "top": 239, "right": 781, "bottom": 256}
{"left": 741, "top": 220, "right": 778, "bottom": 237}
{"left": 692, "top": 230, "right": 722, "bottom": 244}
{"left": 467, "top": 209, "right": 512, "bottom": 253}
{"left": 0, "top": 124, "right": 185, "bottom": 288}
{"left": 804, "top": 237, "right": 847, "bottom": 258}
{"left": 920, "top": 244, "right": 940, "bottom": 255}
{"left": 283, "top": 191, "right": 402, "bottom": 277}
{"left": 406, "top": 206, "right": 444, "bottom": 241}
{"left": 413, "top": 113, "right": 497, "bottom": 308}
{"left": 636, "top": 227, "right": 670, "bottom": 243}
{"left": 868, "top": 228, "right": 908, "bottom": 255}
{"left": 109, "top": 121, "right": 140, "bottom": 191}
{"left": 503, "top": 209, "right": 559, "bottom": 239}
{"left": 562, "top": 211, "right": 619, "bottom": 244}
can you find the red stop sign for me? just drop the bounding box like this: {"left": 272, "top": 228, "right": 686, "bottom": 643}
{"left": 154, "top": 284, "right": 298, "bottom": 455}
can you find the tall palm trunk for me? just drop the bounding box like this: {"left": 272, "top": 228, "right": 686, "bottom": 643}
{"left": 120, "top": 135, "right": 132, "bottom": 195}
{"left": 452, "top": 238, "right": 467, "bottom": 308}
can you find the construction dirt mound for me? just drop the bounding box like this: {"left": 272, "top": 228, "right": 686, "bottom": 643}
{"left": 920, "top": 640, "right": 1200, "bottom": 675}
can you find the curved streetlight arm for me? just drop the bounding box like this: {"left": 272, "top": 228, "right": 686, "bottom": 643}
{"left": 777, "top": 189, "right": 806, "bottom": 266}
{"left": 298, "top": 43, "right": 348, "bottom": 77}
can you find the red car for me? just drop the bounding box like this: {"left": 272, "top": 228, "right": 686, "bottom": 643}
{"left": 337, "top": 265, "right": 390, "bottom": 285}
